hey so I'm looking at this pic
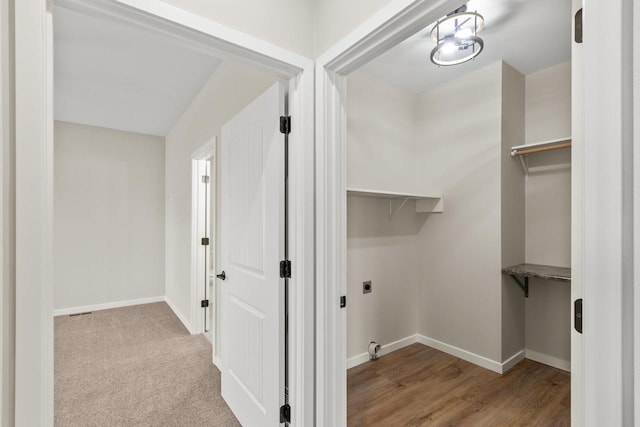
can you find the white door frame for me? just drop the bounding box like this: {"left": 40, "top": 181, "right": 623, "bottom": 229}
{"left": 190, "top": 139, "right": 216, "bottom": 336}
{"left": 583, "top": 0, "right": 635, "bottom": 425}
{"left": 14, "top": 1, "right": 315, "bottom": 425}
{"left": 314, "top": 0, "right": 636, "bottom": 425}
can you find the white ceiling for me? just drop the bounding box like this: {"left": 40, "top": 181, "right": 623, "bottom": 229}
{"left": 360, "top": 0, "right": 572, "bottom": 94}
{"left": 54, "top": 6, "right": 223, "bottom": 136}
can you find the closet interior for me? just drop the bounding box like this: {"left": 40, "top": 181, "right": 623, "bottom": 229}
{"left": 345, "top": 0, "right": 574, "bottom": 424}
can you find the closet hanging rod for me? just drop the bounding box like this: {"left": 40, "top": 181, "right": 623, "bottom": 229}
{"left": 511, "top": 139, "right": 571, "bottom": 157}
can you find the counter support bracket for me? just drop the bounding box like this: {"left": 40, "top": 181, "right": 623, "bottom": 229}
{"left": 508, "top": 274, "right": 529, "bottom": 297}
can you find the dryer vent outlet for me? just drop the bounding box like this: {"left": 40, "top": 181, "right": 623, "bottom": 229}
{"left": 368, "top": 341, "right": 381, "bottom": 360}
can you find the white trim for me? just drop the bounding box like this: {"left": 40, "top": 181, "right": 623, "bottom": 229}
{"left": 53, "top": 296, "right": 165, "bottom": 317}
{"left": 17, "top": 1, "right": 315, "bottom": 425}
{"left": 15, "top": 1, "right": 54, "bottom": 425}
{"left": 502, "top": 350, "right": 526, "bottom": 373}
{"left": 583, "top": 0, "right": 635, "bottom": 424}
{"left": 165, "top": 295, "right": 193, "bottom": 334}
{"left": 316, "top": 0, "right": 463, "bottom": 75}
{"left": 416, "top": 335, "right": 504, "bottom": 374}
{"left": 525, "top": 349, "right": 570, "bottom": 373}
{"left": 346, "top": 334, "right": 418, "bottom": 369}
{"left": 55, "top": 0, "right": 307, "bottom": 77}
{"left": 570, "top": 0, "right": 584, "bottom": 423}
{"left": 346, "top": 333, "right": 526, "bottom": 374}
{"left": 634, "top": 0, "right": 640, "bottom": 417}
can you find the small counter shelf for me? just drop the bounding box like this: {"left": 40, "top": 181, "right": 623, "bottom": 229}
{"left": 502, "top": 263, "right": 571, "bottom": 297}
{"left": 347, "top": 187, "right": 443, "bottom": 219}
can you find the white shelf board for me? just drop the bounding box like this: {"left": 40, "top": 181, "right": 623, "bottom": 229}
{"left": 347, "top": 187, "right": 443, "bottom": 215}
{"left": 347, "top": 188, "right": 440, "bottom": 200}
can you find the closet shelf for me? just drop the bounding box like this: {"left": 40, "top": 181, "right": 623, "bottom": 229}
{"left": 347, "top": 188, "right": 443, "bottom": 219}
{"left": 510, "top": 137, "right": 571, "bottom": 176}
{"left": 502, "top": 263, "right": 571, "bottom": 297}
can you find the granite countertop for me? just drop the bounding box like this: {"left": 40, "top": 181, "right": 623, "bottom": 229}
{"left": 501, "top": 263, "right": 571, "bottom": 282}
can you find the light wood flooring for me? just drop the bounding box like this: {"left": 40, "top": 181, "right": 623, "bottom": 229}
{"left": 348, "top": 343, "right": 570, "bottom": 426}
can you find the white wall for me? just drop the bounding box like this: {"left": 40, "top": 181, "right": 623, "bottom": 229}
{"left": 415, "top": 61, "right": 504, "bottom": 362}
{"left": 500, "top": 62, "right": 526, "bottom": 361}
{"left": 347, "top": 70, "right": 417, "bottom": 192}
{"left": 164, "top": 60, "right": 276, "bottom": 337}
{"left": 53, "top": 121, "right": 165, "bottom": 311}
{"left": 348, "top": 61, "right": 571, "bottom": 369}
{"left": 524, "top": 61, "right": 572, "bottom": 367}
{"left": 161, "top": 0, "right": 314, "bottom": 57}
{"left": 1, "top": 0, "right": 15, "bottom": 423}
{"left": 348, "top": 62, "right": 532, "bottom": 366}
{"left": 346, "top": 71, "right": 420, "bottom": 358}
{"left": 314, "top": 0, "right": 394, "bottom": 56}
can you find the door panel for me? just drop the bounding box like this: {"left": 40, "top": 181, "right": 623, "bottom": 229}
{"left": 220, "top": 82, "right": 285, "bottom": 427}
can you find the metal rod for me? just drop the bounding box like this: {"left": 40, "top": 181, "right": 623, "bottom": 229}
{"left": 511, "top": 141, "right": 572, "bottom": 157}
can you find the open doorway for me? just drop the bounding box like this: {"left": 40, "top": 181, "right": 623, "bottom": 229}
{"left": 191, "top": 140, "right": 215, "bottom": 343}
{"left": 51, "top": 3, "right": 294, "bottom": 425}
{"left": 324, "top": 0, "right": 577, "bottom": 424}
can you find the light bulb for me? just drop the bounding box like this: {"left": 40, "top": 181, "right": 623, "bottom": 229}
{"left": 441, "top": 42, "right": 457, "bottom": 55}
{"left": 455, "top": 28, "right": 473, "bottom": 39}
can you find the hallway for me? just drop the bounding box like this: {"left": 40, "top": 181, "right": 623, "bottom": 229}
{"left": 54, "top": 302, "right": 239, "bottom": 426}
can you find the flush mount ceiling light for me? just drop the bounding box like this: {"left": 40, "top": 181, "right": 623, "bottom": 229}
{"left": 430, "top": 5, "right": 485, "bottom": 66}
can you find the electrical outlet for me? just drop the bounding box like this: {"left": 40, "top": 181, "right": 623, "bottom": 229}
{"left": 363, "top": 281, "right": 372, "bottom": 294}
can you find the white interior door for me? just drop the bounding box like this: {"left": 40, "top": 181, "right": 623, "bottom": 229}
{"left": 220, "top": 82, "right": 285, "bottom": 426}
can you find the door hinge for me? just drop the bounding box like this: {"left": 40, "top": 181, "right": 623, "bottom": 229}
{"left": 201, "top": 237, "right": 210, "bottom": 246}
{"left": 280, "top": 260, "right": 291, "bottom": 278}
{"left": 340, "top": 295, "right": 346, "bottom": 308}
{"left": 201, "top": 299, "right": 209, "bottom": 308}
{"left": 279, "top": 404, "right": 291, "bottom": 423}
{"left": 574, "top": 8, "right": 582, "bottom": 43}
{"left": 574, "top": 298, "right": 583, "bottom": 333}
{"left": 201, "top": 175, "right": 210, "bottom": 184}
{"left": 280, "top": 116, "right": 291, "bottom": 135}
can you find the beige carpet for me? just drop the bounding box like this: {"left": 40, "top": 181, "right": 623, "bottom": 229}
{"left": 54, "top": 302, "right": 240, "bottom": 426}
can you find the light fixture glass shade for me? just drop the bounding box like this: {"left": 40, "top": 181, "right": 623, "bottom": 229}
{"left": 430, "top": 10, "right": 485, "bottom": 66}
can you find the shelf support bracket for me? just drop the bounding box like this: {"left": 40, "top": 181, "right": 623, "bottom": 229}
{"left": 508, "top": 274, "right": 529, "bottom": 297}
{"left": 509, "top": 274, "right": 529, "bottom": 298}
{"left": 389, "top": 197, "right": 410, "bottom": 220}
{"left": 518, "top": 155, "right": 529, "bottom": 176}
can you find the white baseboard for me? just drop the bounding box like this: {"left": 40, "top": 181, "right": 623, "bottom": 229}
{"left": 53, "top": 296, "right": 165, "bottom": 316}
{"left": 164, "top": 296, "right": 193, "bottom": 334}
{"left": 501, "top": 349, "right": 526, "bottom": 373}
{"left": 346, "top": 333, "right": 528, "bottom": 375}
{"left": 347, "top": 334, "right": 418, "bottom": 369}
{"left": 525, "top": 349, "right": 570, "bottom": 372}
{"left": 416, "top": 334, "right": 505, "bottom": 374}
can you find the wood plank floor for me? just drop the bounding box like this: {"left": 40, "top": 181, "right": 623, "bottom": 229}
{"left": 348, "top": 343, "right": 570, "bottom": 426}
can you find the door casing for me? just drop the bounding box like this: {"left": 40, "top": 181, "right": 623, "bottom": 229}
{"left": 314, "top": 0, "right": 637, "bottom": 425}
{"left": 13, "top": 0, "right": 315, "bottom": 425}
